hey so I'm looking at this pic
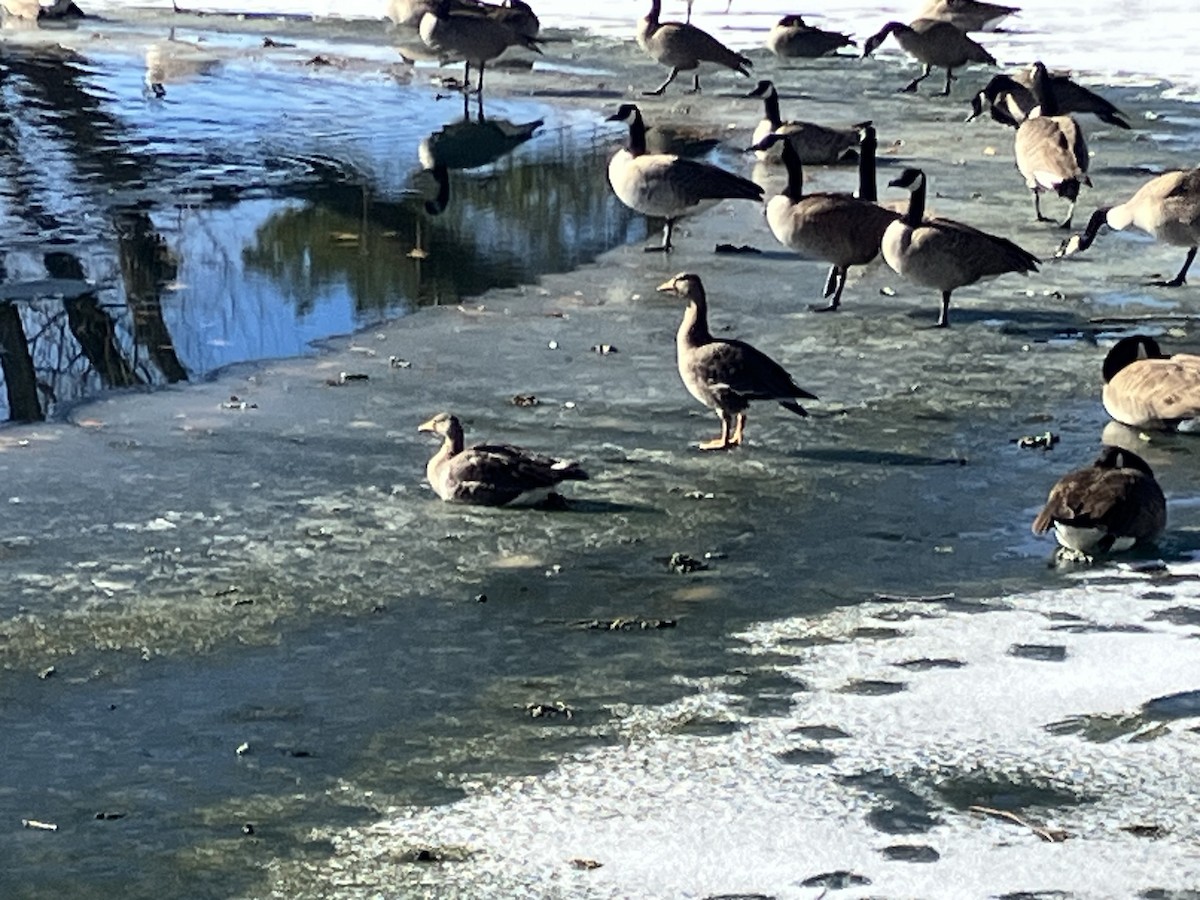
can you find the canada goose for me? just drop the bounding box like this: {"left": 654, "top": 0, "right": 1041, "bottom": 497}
{"left": 1057, "top": 168, "right": 1200, "bottom": 287}
{"left": 752, "top": 131, "right": 899, "bottom": 312}
{"left": 746, "top": 80, "right": 858, "bottom": 166}
{"left": 967, "top": 71, "right": 1131, "bottom": 130}
{"left": 1032, "top": 445, "right": 1166, "bottom": 557}
{"left": 881, "top": 167, "right": 1040, "bottom": 327}
{"left": 657, "top": 273, "right": 817, "bottom": 450}
{"left": 418, "top": 115, "right": 543, "bottom": 170}
{"left": 638, "top": 0, "right": 751, "bottom": 96}
{"left": 916, "top": 0, "right": 1018, "bottom": 32}
{"left": 419, "top": 0, "right": 541, "bottom": 95}
{"left": 862, "top": 19, "right": 995, "bottom": 96}
{"left": 1101, "top": 335, "right": 1200, "bottom": 431}
{"left": 766, "top": 15, "right": 856, "bottom": 59}
{"left": 606, "top": 104, "right": 764, "bottom": 253}
{"left": 418, "top": 412, "right": 588, "bottom": 506}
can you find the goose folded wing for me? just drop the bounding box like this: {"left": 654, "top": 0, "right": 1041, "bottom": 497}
{"left": 667, "top": 157, "right": 764, "bottom": 202}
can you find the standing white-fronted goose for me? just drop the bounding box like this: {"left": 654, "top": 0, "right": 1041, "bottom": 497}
{"left": 418, "top": 412, "right": 588, "bottom": 506}
{"left": 658, "top": 273, "right": 817, "bottom": 450}
{"left": 1057, "top": 168, "right": 1200, "bottom": 287}
{"left": 746, "top": 80, "right": 858, "bottom": 165}
{"left": 753, "top": 131, "right": 899, "bottom": 312}
{"left": 967, "top": 70, "right": 1130, "bottom": 130}
{"left": 881, "top": 167, "right": 1040, "bottom": 327}
{"left": 862, "top": 19, "right": 995, "bottom": 95}
{"left": 917, "top": 0, "right": 1019, "bottom": 32}
{"left": 1101, "top": 335, "right": 1200, "bottom": 431}
{"left": 766, "top": 15, "right": 856, "bottom": 59}
{"left": 1032, "top": 445, "right": 1166, "bottom": 558}
{"left": 638, "top": 0, "right": 751, "bottom": 96}
{"left": 606, "top": 104, "right": 764, "bottom": 253}
{"left": 419, "top": 0, "right": 541, "bottom": 95}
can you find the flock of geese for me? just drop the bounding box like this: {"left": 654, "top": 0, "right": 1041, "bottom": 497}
{"left": 407, "top": 0, "right": 1200, "bottom": 562}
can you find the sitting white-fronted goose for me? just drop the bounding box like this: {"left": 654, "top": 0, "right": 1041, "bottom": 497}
{"left": 418, "top": 412, "right": 588, "bottom": 506}
{"left": 862, "top": 18, "right": 995, "bottom": 95}
{"left": 968, "top": 69, "right": 1130, "bottom": 130}
{"left": 419, "top": 0, "right": 541, "bottom": 95}
{"left": 638, "top": 0, "right": 751, "bottom": 95}
{"left": 607, "top": 104, "right": 763, "bottom": 252}
{"left": 1057, "top": 168, "right": 1200, "bottom": 287}
{"left": 658, "top": 273, "right": 817, "bottom": 450}
{"left": 1032, "top": 445, "right": 1166, "bottom": 558}
{"left": 746, "top": 80, "right": 858, "bottom": 165}
{"left": 753, "top": 130, "right": 899, "bottom": 312}
{"left": 917, "top": 0, "right": 1018, "bottom": 32}
{"left": 767, "top": 15, "right": 856, "bottom": 59}
{"left": 881, "top": 167, "right": 1040, "bottom": 327}
{"left": 1102, "top": 335, "right": 1200, "bottom": 431}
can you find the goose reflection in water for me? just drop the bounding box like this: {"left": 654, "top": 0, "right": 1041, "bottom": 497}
{"left": 416, "top": 111, "right": 543, "bottom": 215}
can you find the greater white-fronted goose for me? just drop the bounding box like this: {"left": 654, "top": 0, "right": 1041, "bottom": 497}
{"left": 1057, "top": 168, "right": 1200, "bottom": 287}
{"left": 881, "top": 167, "right": 1040, "bottom": 327}
{"left": 746, "top": 80, "right": 858, "bottom": 165}
{"left": 1032, "top": 445, "right": 1166, "bottom": 557}
{"left": 862, "top": 18, "right": 995, "bottom": 95}
{"left": 419, "top": 0, "right": 541, "bottom": 95}
{"left": 606, "top": 104, "right": 764, "bottom": 252}
{"left": 753, "top": 130, "right": 899, "bottom": 312}
{"left": 1101, "top": 335, "right": 1200, "bottom": 431}
{"left": 658, "top": 273, "right": 817, "bottom": 450}
{"left": 418, "top": 412, "right": 588, "bottom": 506}
{"left": 638, "top": 0, "right": 751, "bottom": 95}
{"left": 767, "top": 15, "right": 856, "bottom": 59}
{"left": 916, "top": 0, "right": 1018, "bottom": 32}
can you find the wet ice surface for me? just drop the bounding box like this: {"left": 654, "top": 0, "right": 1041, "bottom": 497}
{"left": 3, "top": 6, "right": 1200, "bottom": 900}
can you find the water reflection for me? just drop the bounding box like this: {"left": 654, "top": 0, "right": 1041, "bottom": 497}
{"left": 0, "top": 41, "right": 635, "bottom": 422}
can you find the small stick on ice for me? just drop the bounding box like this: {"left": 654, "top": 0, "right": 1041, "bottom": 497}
{"left": 969, "top": 805, "right": 1070, "bottom": 842}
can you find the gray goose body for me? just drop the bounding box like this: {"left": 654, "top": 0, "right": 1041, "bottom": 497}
{"left": 638, "top": 0, "right": 751, "bottom": 95}
{"left": 755, "top": 129, "right": 899, "bottom": 312}
{"left": 1032, "top": 445, "right": 1166, "bottom": 556}
{"left": 916, "top": 0, "right": 1019, "bottom": 32}
{"left": 747, "top": 80, "right": 858, "bottom": 165}
{"left": 1058, "top": 168, "right": 1200, "bottom": 286}
{"left": 881, "top": 167, "right": 1040, "bottom": 327}
{"left": 606, "top": 104, "right": 763, "bottom": 252}
{"left": 1102, "top": 335, "right": 1200, "bottom": 431}
{"left": 766, "top": 15, "right": 856, "bottom": 59}
{"left": 862, "top": 18, "right": 995, "bottom": 95}
{"left": 658, "top": 273, "right": 817, "bottom": 450}
{"left": 418, "top": 413, "right": 587, "bottom": 506}
{"left": 419, "top": 0, "right": 540, "bottom": 93}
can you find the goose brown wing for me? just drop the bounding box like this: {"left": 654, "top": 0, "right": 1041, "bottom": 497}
{"left": 695, "top": 340, "right": 817, "bottom": 404}
{"left": 925, "top": 217, "right": 1041, "bottom": 276}
{"left": 1032, "top": 468, "right": 1163, "bottom": 537}
{"left": 667, "top": 157, "right": 764, "bottom": 203}
{"left": 1111, "top": 358, "right": 1200, "bottom": 424}
{"left": 447, "top": 443, "right": 587, "bottom": 504}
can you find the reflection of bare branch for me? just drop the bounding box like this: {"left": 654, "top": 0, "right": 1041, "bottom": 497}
{"left": 47, "top": 252, "right": 142, "bottom": 390}
{"left": 116, "top": 211, "right": 188, "bottom": 384}
{"left": 0, "top": 303, "right": 44, "bottom": 422}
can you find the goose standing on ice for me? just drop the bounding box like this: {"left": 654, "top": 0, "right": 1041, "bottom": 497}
{"left": 419, "top": 0, "right": 541, "bottom": 95}
{"left": 746, "top": 80, "right": 858, "bottom": 166}
{"left": 606, "top": 104, "right": 763, "bottom": 252}
{"left": 862, "top": 18, "right": 995, "bottom": 95}
{"left": 638, "top": 0, "right": 751, "bottom": 95}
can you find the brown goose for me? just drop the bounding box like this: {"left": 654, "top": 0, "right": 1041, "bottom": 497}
{"left": 1015, "top": 62, "right": 1091, "bottom": 227}
{"left": 419, "top": 0, "right": 541, "bottom": 95}
{"left": 607, "top": 104, "right": 763, "bottom": 252}
{"left": 1032, "top": 445, "right": 1166, "bottom": 557}
{"left": 418, "top": 412, "right": 588, "bottom": 506}
{"left": 968, "top": 70, "right": 1130, "bottom": 130}
{"left": 917, "top": 0, "right": 1019, "bottom": 32}
{"left": 658, "top": 273, "right": 817, "bottom": 450}
{"left": 1057, "top": 168, "right": 1200, "bottom": 287}
{"left": 747, "top": 80, "right": 858, "bottom": 166}
{"left": 638, "top": 0, "right": 751, "bottom": 96}
{"left": 1101, "top": 335, "right": 1200, "bottom": 431}
{"left": 881, "top": 167, "right": 1040, "bottom": 327}
{"left": 766, "top": 15, "right": 856, "bottom": 59}
{"left": 862, "top": 18, "right": 995, "bottom": 95}
{"left": 754, "top": 130, "right": 899, "bottom": 312}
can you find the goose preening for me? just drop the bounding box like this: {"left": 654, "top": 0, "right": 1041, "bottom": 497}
{"left": 1032, "top": 445, "right": 1166, "bottom": 558}
{"left": 766, "top": 15, "right": 856, "bottom": 59}
{"left": 1101, "top": 335, "right": 1200, "bottom": 431}
{"left": 753, "top": 130, "right": 899, "bottom": 312}
{"left": 419, "top": 0, "right": 542, "bottom": 95}
{"left": 746, "top": 80, "right": 858, "bottom": 166}
{"left": 916, "top": 0, "right": 1019, "bottom": 32}
{"left": 862, "top": 19, "right": 995, "bottom": 95}
{"left": 881, "top": 167, "right": 1040, "bottom": 327}
{"left": 1057, "top": 168, "right": 1200, "bottom": 287}
{"left": 606, "top": 104, "right": 763, "bottom": 253}
{"left": 418, "top": 412, "right": 588, "bottom": 506}
{"left": 968, "top": 69, "right": 1130, "bottom": 130}
{"left": 658, "top": 273, "right": 817, "bottom": 450}
{"left": 638, "top": 0, "right": 751, "bottom": 96}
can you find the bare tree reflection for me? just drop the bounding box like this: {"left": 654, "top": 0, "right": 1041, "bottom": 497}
{"left": 0, "top": 259, "right": 44, "bottom": 422}
{"left": 116, "top": 209, "right": 187, "bottom": 384}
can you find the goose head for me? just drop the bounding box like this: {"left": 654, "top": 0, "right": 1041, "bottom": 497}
{"left": 418, "top": 411, "right": 465, "bottom": 444}
{"left": 746, "top": 131, "right": 788, "bottom": 154}
{"left": 1102, "top": 335, "right": 1166, "bottom": 383}
{"left": 862, "top": 22, "right": 901, "bottom": 58}
{"left": 853, "top": 120, "right": 875, "bottom": 143}
{"left": 1093, "top": 444, "right": 1156, "bottom": 478}
{"left": 887, "top": 167, "right": 926, "bottom": 192}
{"left": 656, "top": 272, "right": 706, "bottom": 304}
{"left": 776, "top": 14, "right": 807, "bottom": 27}
{"left": 745, "top": 79, "right": 776, "bottom": 99}
{"left": 606, "top": 103, "right": 642, "bottom": 125}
